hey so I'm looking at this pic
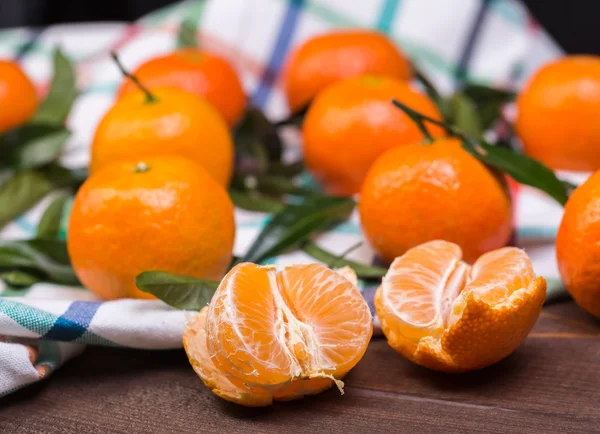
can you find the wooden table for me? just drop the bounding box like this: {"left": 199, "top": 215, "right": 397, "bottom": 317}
{"left": 1, "top": 301, "right": 599, "bottom": 433}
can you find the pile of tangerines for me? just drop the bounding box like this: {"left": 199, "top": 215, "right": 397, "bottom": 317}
{"left": 2, "top": 27, "right": 600, "bottom": 407}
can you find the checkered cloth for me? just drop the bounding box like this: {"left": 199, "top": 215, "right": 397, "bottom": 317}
{"left": 0, "top": 0, "right": 570, "bottom": 397}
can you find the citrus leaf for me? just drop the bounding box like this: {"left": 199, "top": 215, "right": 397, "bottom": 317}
{"left": 0, "top": 164, "right": 85, "bottom": 230}
{"left": 36, "top": 193, "right": 71, "bottom": 240}
{"left": 462, "top": 83, "right": 515, "bottom": 131}
{"left": 268, "top": 160, "right": 305, "bottom": 177}
{"left": 461, "top": 139, "right": 569, "bottom": 206}
{"left": 241, "top": 196, "right": 355, "bottom": 264}
{"left": 177, "top": 19, "right": 198, "bottom": 48}
{"left": 0, "top": 270, "right": 41, "bottom": 288}
{"left": 33, "top": 48, "right": 78, "bottom": 124}
{"left": 302, "top": 242, "right": 387, "bottom": 280}
{"left": 0, "top": 124, "right": 71, "bottom": 169}
{"left": 229, "top": 189, "right": 285, "bottom": 213}
{"left": 0, "top": 171, "right": 54, "bottom": 229}
{"left": 0, "top": 239, "right": 79, "bottom": 285}
{"left": 447, "top": 93, "right": 483, "bottom": 138}
{"left": 136, "top": 271, "right": 219, "bottom": 310}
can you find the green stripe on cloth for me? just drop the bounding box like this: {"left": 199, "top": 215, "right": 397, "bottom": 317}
{"left": 141, "top": 0, "right": 207, "bottom": 26}
{"left": 0, "top": 299, "right": 118, "bottom": 346}
{"left": 376, "top": 0, "right": 402, "bottom": 33}
{"left": 0, "top": 299, "right": 59, "bottom": 335}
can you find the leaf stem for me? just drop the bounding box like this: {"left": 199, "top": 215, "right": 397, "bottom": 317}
{"left": 391, "top": 99, "right": 434, "bottom": 143}
{"left": 110, "top": 51, "right": 157, "bottom": 104}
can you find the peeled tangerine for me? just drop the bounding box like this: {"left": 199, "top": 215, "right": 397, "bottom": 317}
{"left": 183, "top": 263, "right": 372, "bottom": 406}
{"left": 375, "top": 240, "right": 546, "bottom": 373}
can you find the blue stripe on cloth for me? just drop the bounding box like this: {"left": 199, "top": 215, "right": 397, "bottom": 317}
{"left": 376, "top": 0, "right": 402, "bottom": 33}
{"left": 251, "top": 0, "right": 305, "bottom": 108}
{"left": 456, "top": 0, "right": 491, "bottom": 83}
{"left": 43, "top": 301, "right": 102, "bottom": 341}
{"left": 15, "top": 27, "right": 45, "bottom": 60}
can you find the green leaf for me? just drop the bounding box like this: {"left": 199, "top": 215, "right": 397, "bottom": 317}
{"left": 302, "top": 242, "right": 387, "bottom": 280}
{"left": 461, "top": 139, "right": 570, "bottom": 206}
{"left": 136, "top": 271, "right": 218, "bottom": 310}
{"left": 36, "top": 193, "right": 71, "bottom": 240}
{"left": 177, "top": 19, "right": 198, "bottom": 48}
{"left": 33, "top": 48, "right": 78, "bottom": 124}
{"left": 447, "top": 93, "right": 483, "bottom": 138}
{"left": 234, "top": 107, "right": 283, "bottom": 174}
{"left": 0, "top": 171, "right": 54, "bottom": 229}
{"left": 0, "top": 270, "right": 41, "bottom": 288}
{"left": 0, "top": 164, "right": 85, "bottom": 230}
{"left": 462, "top": 83, "right": 515, "bottom": 131}
{"left": 0, "top": 124, "right": 71, "bottom": 169}
{"left": 0, "top": 239, "right": 79, "bottom": 285}
{"left": 229, "top": 189, "right": 285, "bottom": 213}
{"left": 241, "top": 196, "right": 355, "bottom": 264}
{"left": 232, "top": 173, "right": 318, "bottom": 198}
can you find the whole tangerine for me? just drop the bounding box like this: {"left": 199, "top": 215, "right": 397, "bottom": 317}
{"left": 303, "top": 75, "right": 444, "bottom": 196}
{"left": 516, "top": 55, "right": 600, "bottom": 171}
{"left": 556, "top": 170, "right": 600, "bottom": 318}
{"left": 283, "top": 30, "right": 412, "bottom": 113}
{"left": 91, "top": 86, "right": 234, "bottom": 186}
{"left": 0, "top": 60, "right": 37, "bottom": 133}
{"left": 118, "top": 48, "right": 246, "bottom": 127}
{"left": 359, "top": 138, "right": 513, "bottom": 264}
{"left": 68, "top": 155, "right": 235, "bottom": 300}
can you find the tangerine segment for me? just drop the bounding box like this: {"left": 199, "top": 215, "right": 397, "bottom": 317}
{"left": 375, "top": 241, "right": 546, "bottom": 373}
{"left": 187, "top": 263, "right": 372, "bottom": 406}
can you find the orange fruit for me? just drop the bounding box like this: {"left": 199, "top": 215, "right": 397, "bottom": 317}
{"left": 183, "top": 263, "right": 372, "bottom": 406}
{"left": 283, "top": 30, "right": 412, "bottom": 113}
{"left": 302, "top": 75, "right": 444, "bottom": 195}
{"left": 68, "top": 155, "right": 235, "bottom": 300}
{"left": 516, "top": 55, "right": 600, "bottom": 171}
{"left": 91, "top": 87, "right": 234, "bottom": 185}
{"left": 117, "top": 48, "right": 246, "bottom": 127}
{"left": 0, "top": 60, "right": 37, "bottom": 133}
{"left": 556, "top": 171, "right": 600, "bottom": 318}
{"left": 375, "top": 240, "right": 546, "bottom": 373}
{"left": 359, "top": 138, "right": 512, "bottom": 264}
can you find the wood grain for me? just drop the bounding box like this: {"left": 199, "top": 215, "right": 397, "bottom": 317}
{"left": 1, "top": 301, "right": 599, "bottom": 433}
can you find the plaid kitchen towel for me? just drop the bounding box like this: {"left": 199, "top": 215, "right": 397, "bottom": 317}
{"left": 0, "top": 0, "right": 567, "bottom": 397}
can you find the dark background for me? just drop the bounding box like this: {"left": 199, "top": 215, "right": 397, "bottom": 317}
{"left": 0, "top": 0, "right": 598, "bottom": 55}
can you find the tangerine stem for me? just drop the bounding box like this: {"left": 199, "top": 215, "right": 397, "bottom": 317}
{"left": 110, "top": 51, "right": 157, "bottom": 104}
{"left": 391, "top": 99, "right": 434, "bottom": 144}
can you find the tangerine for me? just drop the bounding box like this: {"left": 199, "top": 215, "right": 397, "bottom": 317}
{"left": 283, "top": 30, "right": 412, "bottom": 113}
{"left": 303, "top": 75, "right": 444, "bottom": 195}
{"left": 0, "top": 60, "right": 37, "bottom": 133}
{"left": 68, "top": 155, "right": 235, "bottom": 300}
{"left": 556, "top": 170, "right": 600, "bottom": 318}
{"left": 183, "top": 263, "right": 372, "bottom": 406}
{"left": 118, "top": 48, "right": 246, "bottom": 127}
{"left": 359, "top": 138, "right": 512, "bottom": 264}
{"left": 516, "top": 55, "right": 600, "bottom": 171}
{"left": 375, "top": 240, "right": 546, "bottom": 372}
{"left": 91, "top": 86, "right": 234, "bottom": 185}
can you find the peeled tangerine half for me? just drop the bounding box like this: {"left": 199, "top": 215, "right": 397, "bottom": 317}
{"left": 375, "top": 240, "right": 546, "bottom": 373}
{"left": 183, "top": 263, "right": 373, "bottom": 406}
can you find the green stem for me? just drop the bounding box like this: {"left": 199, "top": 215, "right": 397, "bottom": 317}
{"left": 110, "top": 52, "right": 157, "bottom": 104}
{"left": 391, "top": 99, "right": 434, "bottom": 143}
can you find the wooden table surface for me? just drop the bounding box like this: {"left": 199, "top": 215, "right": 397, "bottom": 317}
{"left": 1, "top": 300, "right": 599, "bottom": 433}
